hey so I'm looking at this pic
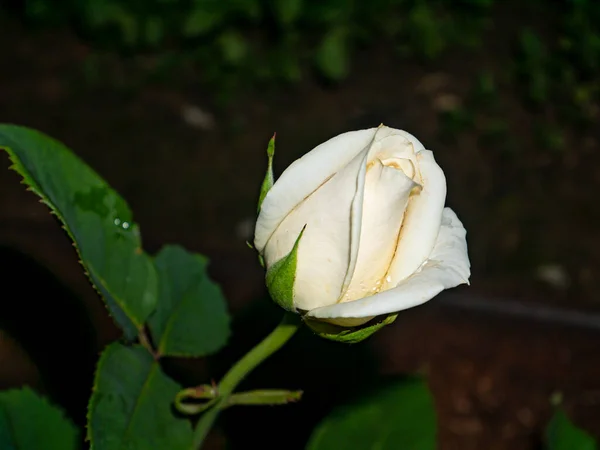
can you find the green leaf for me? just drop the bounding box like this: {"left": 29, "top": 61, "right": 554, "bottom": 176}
{"left": 257, "top": 133, "right": 276, "bottom": 213}
{"left": 87, "top": 343, "right": 192, "bottom": 450}
{"left": 265, "top": 226, "right": 305, "bottom": 312}
{"left": 315, "top": 27, "right": 350, "bottom": 81}
{"left": 307, "top": 378, "right": 436, "bottom": 450}
{"left": 0, "top": 387, "right": 79, "bottom": 450}
{"left": 304, "top": 313, "right": 398, "bottom": 344}
{"left": 546, "top": 409, "right": 598, "bottom": 450}
{"left": 0, "top": 125, "right": 158, "bottom": 340}
{"left": 148, "top": 245, "right": 230, "bottom": 357}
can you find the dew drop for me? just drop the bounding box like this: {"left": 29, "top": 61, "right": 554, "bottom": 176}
{"left": 114, "top": 218, "right": 131, "bottom": 231}
{"left": 386, "top": 275, "right": 392, "bottom": 283}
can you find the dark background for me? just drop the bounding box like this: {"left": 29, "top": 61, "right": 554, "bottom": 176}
{"left": 1, "top": 0, "right": 600, "bottom": 448}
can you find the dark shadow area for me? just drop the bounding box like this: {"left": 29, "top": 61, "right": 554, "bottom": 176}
{"left": 0, "top": 246, "right": 98, "bottom": 427}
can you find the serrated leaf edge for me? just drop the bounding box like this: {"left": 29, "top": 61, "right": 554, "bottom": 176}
{"left": 0, "top": 386, "right": 79, "bottom": 445}
{"left": 1, "top": 132, "right": 148, "bottom": 335}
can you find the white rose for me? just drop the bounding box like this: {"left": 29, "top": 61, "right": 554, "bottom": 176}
{"left": 254, "top": 125, "right": 470, "bottom": 329}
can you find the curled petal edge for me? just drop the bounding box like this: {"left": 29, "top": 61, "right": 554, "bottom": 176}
{"left": 307, "top": 207, "right": 470, "bottom": 320}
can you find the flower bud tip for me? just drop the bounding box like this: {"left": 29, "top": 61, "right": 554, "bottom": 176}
{"left": 267, "top": 133, "right": 276, "bottom": 157}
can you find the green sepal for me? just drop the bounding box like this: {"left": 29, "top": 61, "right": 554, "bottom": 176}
{"left": 257, "top": 133, "right": 276, "bottom": 213}
{"left": 265, "top": 225, "right": 305, "bottom": 312}
{"left": 546, "top": 407, "right": 598, "bottom": 450}
{"left": 304, "top": 313, "right": 398, "bottom": 344}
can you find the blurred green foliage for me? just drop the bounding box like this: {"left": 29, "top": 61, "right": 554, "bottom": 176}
{"left": 3, "top": 0, "right": 599, "bottom": 131}
{"left": 9, "top": 0, "right": 492, "bottom": 85}
{"left": 517, "top": 1, "right": 600, "bottom": 124}
{"left": 438, "top": 0, "right": 599, "bottom": 153}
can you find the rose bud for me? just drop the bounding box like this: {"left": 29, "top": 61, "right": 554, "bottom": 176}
{"left": 254, "top": 125, "right": 470, "bottom": 342}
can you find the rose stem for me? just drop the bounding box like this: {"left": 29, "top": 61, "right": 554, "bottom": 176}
{"left": 192, "top": 312, "right": 302, "bottom": 448}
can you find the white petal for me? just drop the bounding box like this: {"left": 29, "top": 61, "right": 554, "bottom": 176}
{"left": 370, "top": 126, "right": 427, "bottom": 154}
{"left": 340, "top": 126, "right": 421, "bottom": 298}
{"left": 382, "top": 149, "right": 446, "bottom": 288}
{"left": 395, "top": 129, "right": 427, "bottom": 154}
{"left": 338, "top": 146, "right": 370, "bottom": 295}
{"left": 307, "top": 207, "right": 470, "bottom": 319}
{"left": 340, "top": 159, "right": 416, "bottom": 303}
{"left": 254, "top": 128, "right": 377, "bottom": 252}
{"left": 263, "top": 148, "right": 369, "bottom": 311}
{"left": 369, "top": 130, "right": 420, "bottom": 179}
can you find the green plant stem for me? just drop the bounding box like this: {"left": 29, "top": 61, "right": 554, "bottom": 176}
{"left": 192, "top": 312, "right": 302, "bottom": 448}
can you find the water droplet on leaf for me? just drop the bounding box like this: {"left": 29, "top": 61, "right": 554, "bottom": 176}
{"left": 113, "top": 217, "right": 131, "bottom": 230}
